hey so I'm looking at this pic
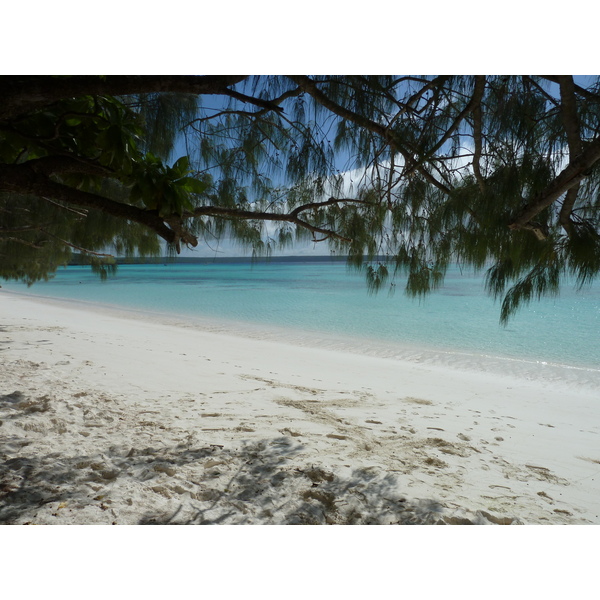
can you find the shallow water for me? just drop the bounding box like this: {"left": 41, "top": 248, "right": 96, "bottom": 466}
{"left": 3, "top": 258, "right": 599, "bottom": 376}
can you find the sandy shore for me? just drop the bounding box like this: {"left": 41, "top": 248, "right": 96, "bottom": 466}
{"left": 1, "top": 290, "right": 599, "bottom": 525}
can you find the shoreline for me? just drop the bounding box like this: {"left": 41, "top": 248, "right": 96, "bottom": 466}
{"left": 1, "top": 291, "right": 600, "bottom": 524}
{"left": 4, "top": 288, "right": 600, "bottom": 389}
{"left": 2, "top": 258, "right": 599, "bottom": 373}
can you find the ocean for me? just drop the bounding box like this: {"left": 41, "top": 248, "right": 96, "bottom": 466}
{"left": 3, "top": 258, "right": 599, "bottom": 381}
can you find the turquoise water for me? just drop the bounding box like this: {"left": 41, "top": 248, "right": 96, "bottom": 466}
{"left": 2, "top": 259, "right": 599, "bottom": 370}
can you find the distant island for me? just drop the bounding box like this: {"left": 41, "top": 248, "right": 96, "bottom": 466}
{"left": 68, "top": 254, "right": 352, "bottom": 266}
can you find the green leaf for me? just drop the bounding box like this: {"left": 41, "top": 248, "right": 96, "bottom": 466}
{"left": 179, "top": 177, "right": 208, "bottom": 195}
{"left": 171, "top": 155, "right": 190, "bottom": 176}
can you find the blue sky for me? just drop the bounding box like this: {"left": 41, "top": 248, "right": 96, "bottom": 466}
{"left": 171, "top": 76, "right": 598, "bottom": 259}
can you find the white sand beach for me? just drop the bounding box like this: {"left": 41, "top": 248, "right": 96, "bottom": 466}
{"left": 1, "top": 290, "right": 599, "bottom": 525}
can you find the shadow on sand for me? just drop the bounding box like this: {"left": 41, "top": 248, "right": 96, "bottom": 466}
{"left": 0, "top": 389, "right": 514, "bottom": 525}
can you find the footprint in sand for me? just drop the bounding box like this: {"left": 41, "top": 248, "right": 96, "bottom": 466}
{"left": 537, "top": 491, "right": 554, "bottom": 504}
{"left": 403, "top": 397, "right": 433, "bottom": 406}
{"left": 577, "top": 456, "right": 600, "bottom": 465}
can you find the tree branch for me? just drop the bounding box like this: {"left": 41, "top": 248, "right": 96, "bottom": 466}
{"left": 0, "top": 162, "right": 192, "bottom": 248}
{"left": 557, "top": 76, "right": 583, "bottom": 156}
{"left": 472, "top": 77, "right": 487, "bottom": 194}
{"left": 24, "top": 155, "right": 112, "bottom": 178}
{"left": 0, "top": 75, "right": 250, "bottom": 121}
{"left": 287, "top": 75, "right": 453, "bottom": 195}
{"left": 38, "top": 229, "right": 116, "bottom": 258}
{"left": 0, "top": 236, "right": 46, "bottom": 249}
{"left": 522, "top": 76, "right": 560, "bottom": 108}
{"left": 557, "top": 76, "right": 583, "bottom": 235}
{"left": 190, "top": 86, "right": 303, "bottom": 128}
{"left": 422, "top": 75, "right": 487, "bottom": 159}
{"left": 540, "top": 76, "right": 600, "bottom": 103}
{"left": 559, "top": 183, "right": 580, "bottom": 236}
{"left": 192, "top": 196, "right": 370, "bottom": 243}
{"left": 221, "top": 88, "right": 285, "bottom": 113}
{"left": 0, "top": 225, "right": 44, "bottom": 234}
{"left": 289, "top": 196, "right": 369, "bottom": 218}
{"left": 193, "top": 205, "right": 352, "bottom": 243}
{"left": 509, "top": 135, "right": 600, "bottom": 230}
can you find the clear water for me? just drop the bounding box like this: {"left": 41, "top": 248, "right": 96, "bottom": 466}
{"left": 3, "top": 259, "right": 599, "bottom": 373}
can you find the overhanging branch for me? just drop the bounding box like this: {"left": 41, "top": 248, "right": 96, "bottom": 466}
{"left": 0, "top": 162, "right": 186, "bottom": 247}
{"left": 287, "top": 75, "right": 453, "bottom": 196}
{"left": 509, "top": 135, "right": 600, "bottom": 230}
{"left": 192, "top": 196, "right": 370, "bottom": 243}
{"left": 541, "top": 76, "right": 600, "bottom": 103}
{"left": 0, "top": 75, "right": 250, "bottom": 121}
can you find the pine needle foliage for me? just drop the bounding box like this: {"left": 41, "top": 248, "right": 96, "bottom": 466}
{"left": 2, "top": 75, "right": 600, "bottom": 322}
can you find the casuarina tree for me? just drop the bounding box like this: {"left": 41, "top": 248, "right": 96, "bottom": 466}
{"left": 2, "top": 75, "right": 599, "bottom": 321}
